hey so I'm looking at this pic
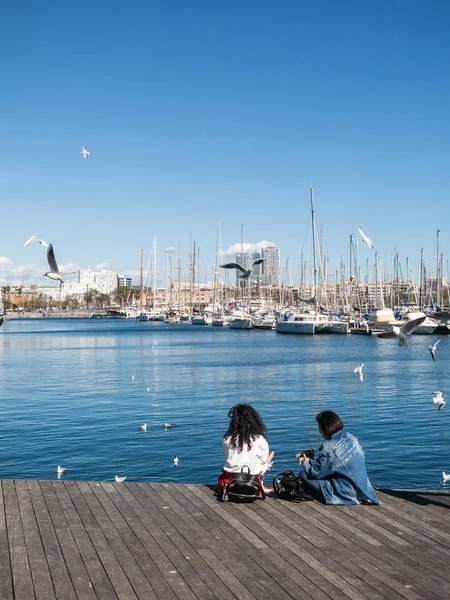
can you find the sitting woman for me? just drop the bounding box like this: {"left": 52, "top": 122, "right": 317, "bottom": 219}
{"left": 298, "top": 410, "right": 379, "bottom": 505}
{"left": 215, "top": 403, "right": 274, "bottom": 498}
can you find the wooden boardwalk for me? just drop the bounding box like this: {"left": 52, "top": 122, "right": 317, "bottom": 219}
{"left": 0, "top": 481, "right": 449, "bottom": 600}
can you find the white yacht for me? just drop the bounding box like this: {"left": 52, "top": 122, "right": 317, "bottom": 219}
{"left": 401, "top": 311, "right": 438, "bottom": 334}
{"left": 276, "top": 312, "right": 348, "bottom": 334}
{"left": 191, "top": 315, "right": 212, "bottom": 325}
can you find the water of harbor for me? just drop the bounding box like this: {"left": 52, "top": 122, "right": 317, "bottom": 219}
{"left": 0, "top": 318, "right": 448, "bottom": 491}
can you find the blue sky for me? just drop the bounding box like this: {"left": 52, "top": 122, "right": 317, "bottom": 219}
{"left": 1, "top": 0, "right": 449, "bottom": 287}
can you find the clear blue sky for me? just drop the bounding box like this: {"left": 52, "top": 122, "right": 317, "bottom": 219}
{"left": 1, "top": 0, "right": 449, "bottom": 286}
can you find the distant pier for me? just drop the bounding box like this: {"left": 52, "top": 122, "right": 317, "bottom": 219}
{"left": 0, "top": 480, "right": 448, "bottom": 599}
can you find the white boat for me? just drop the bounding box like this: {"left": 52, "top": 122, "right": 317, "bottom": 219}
{"left": 191, "top": 315, "right": 212, "bottom": 325}
{"left": 253, "top": 315, "right": 276, "bottom": 330}
{"left": 212, "top": 314, "right": 229, "bottom": 326}
{"left": 229, "top": 316, "right": 253, "bottom": 330}
{"left": 276, "top": 312, "right": 348, "bottom": 334}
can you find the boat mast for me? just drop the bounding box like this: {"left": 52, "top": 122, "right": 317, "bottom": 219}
{"left": 153, "top": 237, "right": 157, "bottom": 310}
{"left": 436, "top": 229, "right": 440, "bottom": 309}
{"left": 189, "top": 233, "right": 193, "bottom": 315}
{"left": 139, "top": 248, "right": 144, "bottom": 315}
{"left": 310, "top": 186, "right": 318, "bottom": 308}
{"left": 419, "top": 247, "right": 423, "bottom": 311}
{"left": 177, "top": 241, "right": 181, "bottom": 314}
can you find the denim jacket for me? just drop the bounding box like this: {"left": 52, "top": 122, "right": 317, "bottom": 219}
{"left": 303, "top": 430, "right": 379, "bottom": 505}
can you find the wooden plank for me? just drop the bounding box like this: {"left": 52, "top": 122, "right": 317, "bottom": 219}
{"left": 172, "top": 483, "right": 345, "bottom": 600}
{"left": 141, "top": 483, "right": 281, "bottom": 600}
{"left": 184, "top": 484, "right": 352, "bottom": 600}
{"left": 90, "top": 481, "right": 201, "bottom": 600}
{"left": 64, "top": 480, "right": 138, "bottom": 600}
{"left": 14, "top": 480, "right": 56, "bottom": 600}
{"left": 38, "top": 481, "right": 97, "bottom": 600}
{"left": 51, "top": 481, "right": 119, "bottom": 600}
{"left": 2, "top": 480, "right": 35, "bottom": 600}
{"left": 0, "top": 481, "right": 14, "bottom": 600}
{"left": 127, "top": 482, "right": 260, "bottom": 600}
{"left": 112, "top": 481, "right": 235, "bottom": 600}
{"left": 74, "top": 481, "right": 153, "bottom": 600}
{"left": 27, "top": 480, "right": 78, "bottom": 600}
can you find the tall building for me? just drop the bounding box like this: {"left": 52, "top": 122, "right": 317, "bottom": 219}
{"left": 117, "top": 275, "right": 132, "bottom": 289}
{"left": 261, "top": 246, "right": 280, "bottom": 286}
{"left": 62, "top": 269, "right": 117, "bottom": 298}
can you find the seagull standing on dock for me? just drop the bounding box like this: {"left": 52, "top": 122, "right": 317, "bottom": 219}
{"left": 219, "top": 258, "right": 266, "bottom": 280}
{"left": 24, "top": 236, "right": 75, "bottom": 284}
{"left": 354, "top": 363, "right": 364, "bottom": 382}
{"left": 358, "top": 227, "right": 374, "bottom": 249}
{"left": 81, "top": 146, "right": 90, "bottom": 160}
{"left": 433, "top": 391, "right": 446, "bottom": 411}
{"left": 429, "top": 339, "right": 441, "bottom": 362}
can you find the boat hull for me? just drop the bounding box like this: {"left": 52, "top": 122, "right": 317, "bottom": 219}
{"left": 229, "top": 318, "right": 253, "bottom": 330}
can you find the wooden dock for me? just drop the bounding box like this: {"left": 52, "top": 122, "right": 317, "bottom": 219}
{"left": 1, "top": 480, "right": 449, "bottom": 600}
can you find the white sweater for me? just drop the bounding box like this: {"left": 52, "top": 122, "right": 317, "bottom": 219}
{"left": 222, "top": 435, "right": 270, "bottom": 475}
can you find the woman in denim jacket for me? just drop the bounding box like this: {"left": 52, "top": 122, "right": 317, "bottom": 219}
{"left": 298, "top": 411, "right": 379, "bottom": 505}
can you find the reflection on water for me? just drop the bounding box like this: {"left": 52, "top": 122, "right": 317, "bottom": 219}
{"left": 0, "top": 318, "right": 449, "bottom": 490}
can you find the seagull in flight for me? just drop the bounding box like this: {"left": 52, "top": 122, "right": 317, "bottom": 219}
{"left": 358, "top": 227, "right": 374, "bottom": 249}
{"left": 173, "top": 455, "right": 179, "bottom": 466}
{"left": 377, "top": 316, "right": 426, "bottom": 345}
{"left": 164, "top": 422, "right": 172, "bottom": 429}
{"left": 81, "top": 146, "right": 90, "bottom": 160}
{"left": 24, "top": 236, "right": 75, "bottom": 284}
{"left": 115, "top": 475, "right": 127, "bottom": 482}
{"left": 354, "top": 363, "right": 364, "bottom": 382}
{"left": 443, "top": 472, "right": 450, "bottom": 483}
{"left": 57, "top": 466, "right": 65, "bottom": 477}
{"left": 433, "top": 391, "right": 446, "bottom": 411}
{"left": 219, "top": 258, "right": 266, "bottom": 280}
{"left": 138, "top": 423, "right": 147, "bottom": 431}
{"left": 429, "top": 339, "right": 441, "bottom": 362}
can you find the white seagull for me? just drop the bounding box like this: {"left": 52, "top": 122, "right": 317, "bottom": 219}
{"left": 219, "top": 258, "right": 266, "bottom": 280}
{"left": 354, "top": 363, "right": 364, "bottom": 382}
{"left": 391, "top": 316, "right": 427, "bottom": 346}
{"left": 24, "top": 236, "right": 75, "bottom": 284}
{"left": 115, "top": 475, "right": 127, "bottom": 482}
{"left": 164, "top": 422, "right": 172, "bottom": 429}
{"left": 443, "top": 472, "right": 450, "bottom": 483}
{"left": 57, "top": 465, "right": 65, "bottom": 477}
{"left": 429, "top": 339, "right": 441, "bottom": 362}
{"left": 173, "top": 455, "right": 179, "bottom": 466}
{"left": 433, "top": 391, "right": 446, "bottom": 411}
{"left": 138, "top": 423, "right": 147, "bottom": 431}
{"left": 81, "top": 146, "right": 90, "bottom": 160}
{"left": 358, "top": 227, "right": 374, "bottom": 249}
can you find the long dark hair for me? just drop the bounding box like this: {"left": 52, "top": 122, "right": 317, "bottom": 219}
{"left": 316, "top": 410, "right": 344, "bottom": 440}
{"left": 224, "top": 404, "right": 268, "bottom": 451}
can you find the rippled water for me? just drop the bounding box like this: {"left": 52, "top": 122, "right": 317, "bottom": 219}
{"left": 0, "top": 318, "right": 449, "bottom": 490}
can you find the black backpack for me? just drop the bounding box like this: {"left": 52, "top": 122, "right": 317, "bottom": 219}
{"left": 273, "top": 470, "right": 315, "bottom": 502}
{"left": 223, "top": 466, "right": 266, "bottom": 503}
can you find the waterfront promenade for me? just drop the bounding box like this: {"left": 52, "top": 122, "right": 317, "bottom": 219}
{"left": 1, "top": 480, "right": 449, "bottom": 600}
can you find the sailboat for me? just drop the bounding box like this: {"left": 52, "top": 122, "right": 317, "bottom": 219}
{"left": 276, "top": 186, "right": 348, "bottom": 335}
{"left": 0, "top": 289, "right": 5, "bottom": 326}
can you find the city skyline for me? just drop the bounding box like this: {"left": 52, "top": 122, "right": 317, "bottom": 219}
{"left": 1, "top": 2, "right": 450, "bottom": 286}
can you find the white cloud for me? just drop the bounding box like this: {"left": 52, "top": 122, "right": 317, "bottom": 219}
{"left": 0, "top": 256, "right": 11, "bottom": 266}
{"left": 223, "top": 240, "right": 275, "bottom": 256}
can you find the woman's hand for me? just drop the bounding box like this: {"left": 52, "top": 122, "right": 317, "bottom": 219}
{"left": 298, "top": 453, "right": 310, "bottom": 464}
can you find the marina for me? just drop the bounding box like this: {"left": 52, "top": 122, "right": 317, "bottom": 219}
{"left": 0, "top": 479, "right": 449, "bottom": 600}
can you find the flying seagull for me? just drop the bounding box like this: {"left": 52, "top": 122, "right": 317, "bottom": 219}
{"left": 219, "top": 258, "right": 266, "bottom": 280}
{"left": 24, "top": 236, "right": 75, "bottom": 283}
{"left": 164, "top": 422, "right": 172, "bottom": 429}
{"left": 429, "top": 339, "right": 441, "bottom": 362}
{"left": 81, "top": 146, "right": 90, "bottom": 160}
{"left": 354, "top": 363, "right": 364, "bottom": 382}
{"left": 173, "top": 455, "right": 179, "bottom": 466}
{"left": 358, "top": 227, "right": 374, "bottom": 249}
{"left": 57, "top": 466, "right": 65, "bottom": 477}
{"left": 115, "top": 475, "right": 127, "bottom": 482}
{"left": 443, "top": 472, "right": 450, "bottom": 483}
{"left": 376, "top": 316, "right": 426, "bottom": 345}
{"left": 433, "top": 391, "right": 446, "bottom": 411}
{"left": 138, "top": 423, "right": 147, "bottom": 431}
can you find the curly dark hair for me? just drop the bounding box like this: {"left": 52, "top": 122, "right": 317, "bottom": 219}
{"left": 224, "top": 403, "right": 268, "bottom": 451}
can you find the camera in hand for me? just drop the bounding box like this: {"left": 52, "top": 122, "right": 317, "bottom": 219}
{"left": 296, "top": 448, "right": 314, "bottom": 460}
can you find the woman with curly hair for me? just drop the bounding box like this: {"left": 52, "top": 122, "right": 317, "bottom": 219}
{"left": 215, "top": 403, "right": 274, "bottom": 497}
